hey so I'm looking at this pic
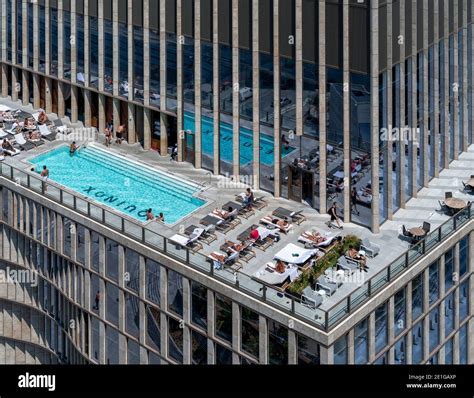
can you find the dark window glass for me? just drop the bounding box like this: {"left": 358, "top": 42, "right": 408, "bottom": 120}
{"left": 241, "top": 307, "right": 259, "bottom": 359}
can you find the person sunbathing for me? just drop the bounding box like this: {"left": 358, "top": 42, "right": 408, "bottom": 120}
{"left": 38, "top": 110, "right": 48, "bottom": 124}
{"left": 346, "top": 245, "right": 368, "bottom": 271}
{"left": 28, "top": 130, "right": 40, "bottom": 141}
{"left": 2, "top": 139, "right": 14, "bottom": 152}
{"left": 213, "top": 207, "right": 235, "bottom": 220}
{"left": 303, "top": 231, "right": 326, "bottom": 244}
{"left": 225, "top": 240, "right": 245, "bottom": 252}
{"left": 271, "top": 218, "right": 290, "bottom": 230}
{"left": 274, "top": 260, "right": 286, "bottom": 274}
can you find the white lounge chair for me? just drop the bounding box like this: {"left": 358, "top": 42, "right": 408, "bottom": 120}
{"left": 274, "top": 243, "right": 318, "bottom": 266}
{"left": 260, "top": 215, "right": 293, "bottom": 234}
{"left": 13, "top": 133, "right": 35, "bottom": 151}
{"left": 298, "top": 231, "right": 341, "bottom": 249}
{"left": 208, "top": 250, "right": 240, "bottom": 270}
{"left": 39, "top": 124, "right": 56, "bottom": 141}
{"left": 169, "top": 228, "right": 204, "bottom": 250}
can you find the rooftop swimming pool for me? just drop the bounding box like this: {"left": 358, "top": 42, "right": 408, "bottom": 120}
{"left": 184, "top": 113, "right": 296, "bottom": 166}
{"left": 28, "top": 145, "right": 206, "bottom": 224}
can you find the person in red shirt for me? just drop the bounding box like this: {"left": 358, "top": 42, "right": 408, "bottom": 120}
{"left": 249, "top": 227, "right": 260, "bottom": 241}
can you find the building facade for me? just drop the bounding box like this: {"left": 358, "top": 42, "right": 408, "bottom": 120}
{"left": 1, "top": 0, "right": 473, "bottom": 231}
{"left": 0, "top": 174, "right": 472, "bottom": 364}
{"left": 0, "top": 0, "right": 473, "bottom": 365}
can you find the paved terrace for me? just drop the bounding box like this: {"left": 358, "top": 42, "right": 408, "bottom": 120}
{"left": 0, "top": 97, "right": 472, "bottom": 327}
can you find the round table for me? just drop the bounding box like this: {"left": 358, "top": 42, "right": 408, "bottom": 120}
{"left": 409, "top": 227, "right": 426, "bottom": 238}
{"left": 445, "top": 197, "right": 467, "bottom": 210}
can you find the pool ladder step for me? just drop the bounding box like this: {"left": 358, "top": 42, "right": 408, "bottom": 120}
{"left": 79, "top": 149, "right": 200, "bottom": 198}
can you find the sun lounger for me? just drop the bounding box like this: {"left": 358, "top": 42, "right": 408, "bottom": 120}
{"left": 302, "top": 286, "right": 323, "bottom": 309}
{"left": 274, "top": 243, "right": 319, "bottom": 269}
{"left": 272, "top": 207, "right": 306, "bottom": 224}
{"left": 184, "top": 224, "right": 217, "bottom": 245}
{"left": 360, "top": 238, "right": 380, "bottom": 258}
{"left": 223, "top": 201, "right": 255, "bottom": 218}
{"left": 3, "top": 146, "right": 21, "bottom": 156}
{"left": 0, "top": 129, "right": 12, "bottom": 139}
{"left": 170, "top": 227, "right": 205, "bottom": 250}
{"left": 316, "top": 275, "right": 339, "bottom": 296}
{"left": 255, "top": 263, "right": 300, "bottom": 288}
{"left": 13, "top": 133, "right": 35, "bottom": 151}
{"left": 337, "top": 256, "right": 360, "bottom": 274}
{"left": 208, "top": 250, "right": 240, "bottom": 270}
{"left": 260, "top": 215, "right": 293, "bottom": 234}
{"left": 235, "top": 193, "right": 268, "bottom": 210}
{"left": 38, "top": 124, "right": 56, "bottom": 141}
{"left": 298, "top": 231, "right": 341, "bottom": 251}
{"left": 220, "top": 240, "right": 256, "bottom": 263}
{"left": 237, "top": 225, "right": 277, "bottom": 251}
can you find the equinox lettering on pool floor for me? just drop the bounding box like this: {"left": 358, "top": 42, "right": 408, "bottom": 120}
{"left": 83, "top": 186, "right": 150, "bottom": 217}
{"left": 28, "top": 145, "right": 205, "bottom": 223}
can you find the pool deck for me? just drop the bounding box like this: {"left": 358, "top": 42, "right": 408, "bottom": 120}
{"left": 1, "top": 97, "right": 473, "bottom": 316}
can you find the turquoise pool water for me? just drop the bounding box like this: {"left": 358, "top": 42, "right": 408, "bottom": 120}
{"left": 184, "top": 113, "right": 295, "bottom": 166}
{"left": 28, "top": 146, "right": 205, "bottom": 224}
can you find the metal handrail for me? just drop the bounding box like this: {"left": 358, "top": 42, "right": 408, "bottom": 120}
{"left": 1, "top": 162, "right": 472, "bottom": 331}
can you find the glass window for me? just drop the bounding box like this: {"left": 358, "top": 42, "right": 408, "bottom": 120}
{"left": 76, "top": 13, "right": 85, "bottom": 81}
{"left": 168, "top": 270, "right": 183, "bottom": 317}
{"left": 394, "top": 336, "right": 406, "bottom": 365}
{"left": 76, "top": 225, "right": 85, "bottom": 265}
{"left": 444, "top": 338, "right": 453, "bottom": 364}
{"left": 429, "top": 261, "right": 439, "bottom": 304}
{"left": 394, "top": 288, "right": 406, "bottom": 336}
{"left": 215, "top": 294, "right": 232, "bottom": 343}
{"left": 191, "top": 330, "right": 208, "bottom": 365}
{"left": 375, "top": 302, "right": 388, "bottom": 353}
{"left": 191, "top": 281, "right": 207, "bottom": 329}
{"left": 412, "top": 321, "right": 424, "bottom": 364}
{"left": 459, "top": 280, "right": 469, "bottom": 321}
{"left": 106, "top": 326, "right": 119, "bottom": 364}
{"left": 133, "top": 25, "right": 144, "bottom": 102}
{"left": 63, "top": 218, "right": 72, "bottom": 258}
{"left": 459, "top": 324, "right": 468, "bottom": 364}
{"left": 215, "top": 343, "right": 233, "bottom": 364}
{"left": 125, "top": 292, "right": 139, "bottom": 339}
{"left": 168, "top": 317, "right": 183, "bottom": 363}
{"left": 333, "top": 334, "right": 347, "bottom": 364}
{"left": 105, "top": 239, "right": 119, "bottom": 282}
{"left": 241, "top": 307, "right": 259, "bottom": 359}
{"left": 166, "top": 33, "right": 177, "bottom": 109}
{"left": 124, "top": 249, "right": 140, "bottom": 293}
{"left": 444, "top": 292, "right": 455, "bottom": 337}
{"left": 63, "top": 10, "right": 71, "bottom": 78}
{"left": 117, "top": 22, "right": 128, "bottom": 94}
{"left": 297, "top": 334, "right": 320, "bottom": 365}
{"left": 444, "top": 247, "right": 454, "bottom": 291}
{"left": 429, "top": 306, "right": 439, "bottom": 353}
{"left": 145, "top": 259, "right": 161, "bottom": 306}
{"left": 268, "top": 321, "right": 288, "bottom": 365}
{"left": 89, "top": 16, "right": 99, "bottom": 86}
{"left": 104, "top": 18, "right": 113, "bottom": 91}
{"left": 354, "top": 318, "right": 368, "bottom": 364}
{"left": 459, "top": 236, "right": 468, "bottom": 277}
{"left": 127, "top": 339, "right": 140, "bottom": 365}
{"left": 91, "top": 231, "right": 100, "bottom": 272}
{"left": 412, "top": 273, "right": 424, "bottom": 321}
{"left": 106, "top": 283, "right": 119, "bottom": 327}
{"left": 146, "top": 305, "right": 160, "bottom": 352}
{"left": 149, "top": 28, "right": 160, "bottom": 107}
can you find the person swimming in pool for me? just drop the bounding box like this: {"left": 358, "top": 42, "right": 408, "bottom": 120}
{"left": 70, "top": 141, "right": 78, "bottom": 154}
{"left": 156, "top": 213, "right": 165, "bottom": 222}
{"left": 146, "top": 208, "right": 155, "bottom": 221}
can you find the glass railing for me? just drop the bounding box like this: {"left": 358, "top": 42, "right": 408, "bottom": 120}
{"left": 1, "top": 162, "right": 472, "bottom": 331}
